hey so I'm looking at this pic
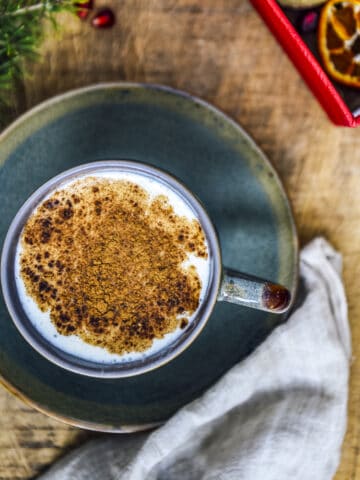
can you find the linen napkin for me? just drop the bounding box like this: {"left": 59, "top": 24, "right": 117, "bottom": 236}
{"left": 39, "top": 238, "right": 351, "bottom": 480}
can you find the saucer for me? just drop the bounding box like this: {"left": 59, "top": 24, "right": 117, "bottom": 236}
{"left": 0, "top": 83, "right": 298, "bottom": 431}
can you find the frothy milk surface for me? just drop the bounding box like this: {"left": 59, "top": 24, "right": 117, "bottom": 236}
{"left": 15, "top": 170, "right": 211, "bottom": 364}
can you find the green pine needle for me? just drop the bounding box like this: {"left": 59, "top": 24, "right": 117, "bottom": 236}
{"left": 0, "top": 0, "right": 83, "bottom": 127}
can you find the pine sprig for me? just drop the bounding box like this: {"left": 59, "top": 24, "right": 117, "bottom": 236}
{"left": 0, "top": 0, "right": 83, "bottom": 126}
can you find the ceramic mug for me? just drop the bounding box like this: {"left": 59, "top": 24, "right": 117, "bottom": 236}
{"left": 1, "top": 160, "right": 291, "bottom": 378}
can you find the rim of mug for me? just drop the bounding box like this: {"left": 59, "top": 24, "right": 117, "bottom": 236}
{"left": 0, "top": 160, "right": 222, "bottom": 378}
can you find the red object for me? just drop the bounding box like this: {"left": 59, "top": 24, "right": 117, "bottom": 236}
{"left": 300, "top": 11, "right": 318, "bottom": 33}
{"left": 250, "top": 0, "right": 360, "bottom": 127}
{"left": 76, "top": 0, "right": 93, "bottom": 19}
{"left": 92, "top": 8, "right": 115, "bottom": 28}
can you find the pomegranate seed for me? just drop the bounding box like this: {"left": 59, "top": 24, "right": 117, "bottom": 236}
{"left": 75, "top": 0, "right": 93, "bottom": 20}
{"left": 92, "top": 8, "right": 115, "bottom": 28}
{"left": 300, "top": 11, "right": 318, "bottom": 33}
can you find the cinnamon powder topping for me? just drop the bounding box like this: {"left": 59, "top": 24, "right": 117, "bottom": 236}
{"left": 19, "top": 177, "right": 208, "bottom": 355}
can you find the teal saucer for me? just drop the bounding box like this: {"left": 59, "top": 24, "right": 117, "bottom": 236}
{"left": 0, "top": 84, "right": 298, "bottom": 431}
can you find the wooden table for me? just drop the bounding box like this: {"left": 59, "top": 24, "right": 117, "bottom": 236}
{"left": 1, "top": 1, "right": 360, "bottom": 478}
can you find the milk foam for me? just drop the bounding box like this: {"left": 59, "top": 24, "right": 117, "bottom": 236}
{"left": 15, "top": 170, "right": 211, "bottom": 364}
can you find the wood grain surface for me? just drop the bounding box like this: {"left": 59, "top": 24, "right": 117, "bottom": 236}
{"left": 1, "top": 0, "right": 360, "bottom": 478}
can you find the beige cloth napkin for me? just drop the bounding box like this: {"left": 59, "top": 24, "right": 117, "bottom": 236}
{"left": 39, "top": 238, "right": 351, "bottom": 480}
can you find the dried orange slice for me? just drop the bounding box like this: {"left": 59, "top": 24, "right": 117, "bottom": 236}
{"left": 319, "top": 0, "right": 360, "bottom": 88}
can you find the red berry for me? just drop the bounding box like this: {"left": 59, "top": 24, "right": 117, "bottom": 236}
{"left": 75, "top": 0, "right": 93, "bottom": 20}
{"left": 300, "top": 11, "right": 318, "bottom": 34}
{"left": 92, "top": 8, "right": 115, "bottom": 28}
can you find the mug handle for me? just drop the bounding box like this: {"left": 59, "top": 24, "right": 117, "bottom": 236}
{"left": 218, "top": 268, "right": 291, "bottom": 314}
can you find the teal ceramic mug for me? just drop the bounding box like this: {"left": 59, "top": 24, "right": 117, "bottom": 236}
{"left": 1, "top": 160, "right": 291, "bottom": 378}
